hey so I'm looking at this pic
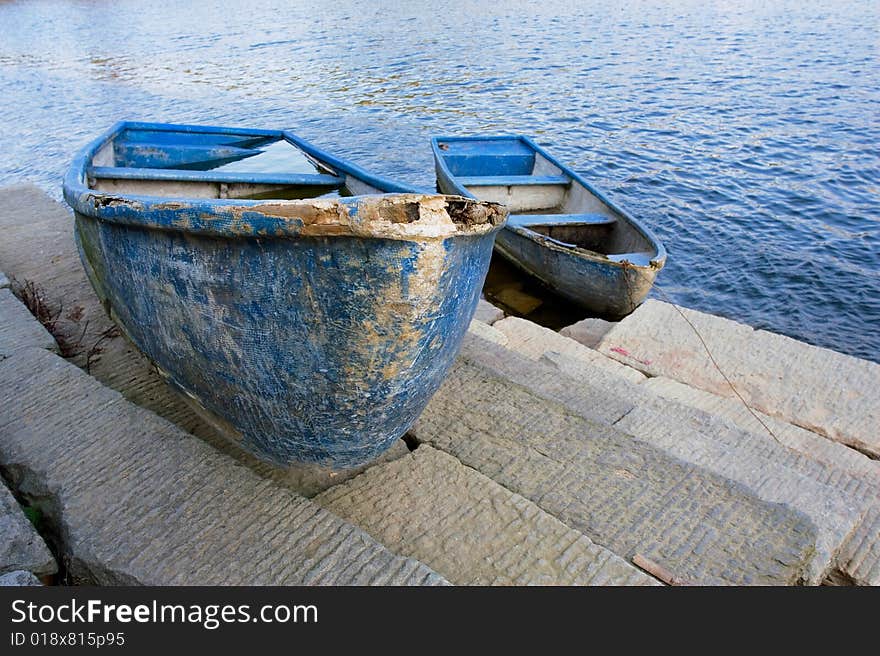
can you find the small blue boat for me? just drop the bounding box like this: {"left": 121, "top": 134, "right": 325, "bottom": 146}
{"left": 63, "top": 121, "right": 506, "bottom": 469}
{"left": 432, "top": 135, "right": 666, "bottom": 317}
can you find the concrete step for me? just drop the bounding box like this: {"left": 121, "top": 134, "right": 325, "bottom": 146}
{"left": 597, "top": 299, "right": 880, "bottom": 458}
{"left": 0, "top": 346, "right": 446, "bottom": 586}
{"left": 413, "top": 334, "right": 819, "bottom": 585}
{"left": 0, "top": 185, "right": 408, "bottom": 497}
{"left": 316, "top": 445, "right": 657, "bottom": 586}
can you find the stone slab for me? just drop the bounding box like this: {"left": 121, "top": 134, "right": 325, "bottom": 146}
{"left": 414, "top": 334, "right": 819, "bottom": 585}
{"left": 0, "top": 482, "right": 56, "bottom": 576}
{"left": 597, "top": 299, "right": 880, "bottom": 458}
{"left": 643, "top": 377, "right": 880, "bottom": 484}
{"left": 0, "top": 289, "right": 58, "bottom": 359}
{"left": 457, "top": 332, "right": 635, "bottom": 427}
{"left": 0, "top": 271, "right": 9, "bottom": 289}
{"left": 560, "top": 317, "right": 616, "bottom": 349}
{"left": 834, "top": 505, "right": 880, "bottom": 586}
{"left": 467, "top": 319, "right": 509, "bottom": 348}
{"left": 0, "top": 571, "right": 42, "bottom": 586}
{"left": 545, "top": 353, "right": 878, "bottom": 584}
{"left": 474, "top": 298, "right": 504, "bottom": 325}
{"left": 0, "top": 185, "right": 214, "bottom": 438}
{"left": 0, "top": 347, "right": 446, "bottom": 586}
{"left": 317, "top": 446, "right": 657, "bottom": 586}
{"left": 0, "top": 184, "right": 408, "bottom": 497}
{"left": 494, "top": 317, "right": 646, "bottom": 384}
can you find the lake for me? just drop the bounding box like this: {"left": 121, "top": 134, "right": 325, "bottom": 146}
{"left": 0, "top": 0, "right": 877, "bottom": 361}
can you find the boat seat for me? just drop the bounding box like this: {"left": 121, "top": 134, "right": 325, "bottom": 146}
{"left": 88, "top": 166, "right": 344, "bottom": 187}
{"left": 457, "top": 175, "right": 571, "bottom": 187}
{"left": 509, "top": 213, "right": 617, "bottom": 228}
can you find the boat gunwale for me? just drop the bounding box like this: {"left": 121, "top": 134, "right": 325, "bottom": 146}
{"left": 64, "top": 122, "right": 505, "bottom": 242}
{"left": 431, "top": 134, "right": 667, "bottom": 270}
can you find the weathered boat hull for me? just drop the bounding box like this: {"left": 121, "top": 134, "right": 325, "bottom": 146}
{"left": 64, "top": 123, "right": 506, "bottom": 469}
{"left": 494, "top": 227, "right": 658, "bottom": 317}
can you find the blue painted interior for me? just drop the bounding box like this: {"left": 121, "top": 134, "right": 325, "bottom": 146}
{"left": 113, "top": 142, "right": 264, "bottom": 170}
{"left": 116, "top": 128, "right": 276, "bottom": 149}
{"left": 434, "top": 136, "right": 536, "bottom": 177}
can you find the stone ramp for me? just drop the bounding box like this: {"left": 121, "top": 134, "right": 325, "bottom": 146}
{"left": 0, "top": 346, "right": 446, "bottom": 586}
{"left": 0, "top": 184, "right": 408, "bottom": 497}
{"left": 413, "top": 338, "right": 819, "bottom": 585}
{"left": 559, "top": 317, "right": 615, "bottom": 349}
{"left": 596, "top": 299, "right": 880, "bottom": 458}
{"left": 316, "top": 446, "right": 656, "bottom": 586}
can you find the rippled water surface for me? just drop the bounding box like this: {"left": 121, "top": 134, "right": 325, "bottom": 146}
{"left": 1, "top": 0, "right": 877, "bottom": 361}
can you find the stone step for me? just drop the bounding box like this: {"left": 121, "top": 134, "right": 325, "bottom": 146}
{"left": 559, "top": 317, "right": 616, "bottom": 349}
{"left": 542, "top": 351, "right": 878, "bottom": 584}
{"left": 413, "top": 334, "right": 819, "bottom": 585}
{"left": 467, "top": 319, "right": 509, "bottom": 348}
{"left": 0, "top": 288, "right": 57, "bottom": 359}
{"left": 597, "top": 299, "right": 880, "bottom": 458}
{"left": 493, "top": 316, "right": 646, "bottom": 384}
{"left": 456, "top": 332, "right": 635, "bottom": 428}
{"left": 316, "top": 445, "right": 657, "bottom": 586}
{"left": 474, "top": 298, "right": 504, "bottom": 325}
{"left": 0, "top": 347, "right": 445, "bottom": 586}
{"left": 0, "top": 185, "right": 408, "bottom": 497}
{"left": 1, "top": 480, "right": 56, "bottom": 578}
{"left": 0, "top": 186, "right": 215, "bottom": 439}
{"left": 642, "top": 376, "right": 880, "bottom": 484}
{"left": 834, "top": 505, "right": 880, "bottom": 586}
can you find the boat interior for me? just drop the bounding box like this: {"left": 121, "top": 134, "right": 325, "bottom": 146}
{"left": 87, "top": 127, "right": 351, "bottom": 200}
{"left": 437, "top": 137, "right": 656, "bottom": 261}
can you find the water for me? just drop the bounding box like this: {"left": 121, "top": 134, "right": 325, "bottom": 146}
{"left": 0, "top": 0, "right": 877, "bottom": 361}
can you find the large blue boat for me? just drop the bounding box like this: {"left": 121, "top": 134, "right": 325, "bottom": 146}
{"left": 432, "top": 135, "right": 666, "bottom": 317}
{"left": 63, "top": 121, "right": 506, "bottom": 469}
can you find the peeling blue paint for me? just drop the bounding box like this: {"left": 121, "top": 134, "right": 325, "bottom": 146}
{"left": 64, "top": 121, "right": 506, "bottom": 469}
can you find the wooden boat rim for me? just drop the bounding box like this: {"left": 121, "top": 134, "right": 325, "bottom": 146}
{"left": 431, "top": 134, "right": 667, "bottom": 269}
